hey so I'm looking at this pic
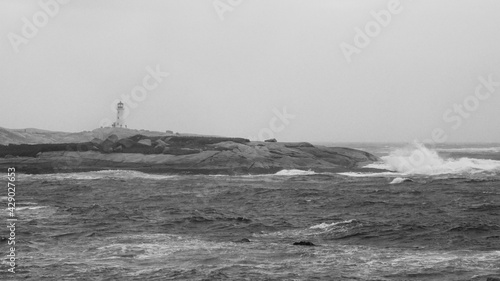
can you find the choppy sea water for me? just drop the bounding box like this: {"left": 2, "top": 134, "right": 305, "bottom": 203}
{"left": 1, "top": 143, "right": 500, "bottom": 280}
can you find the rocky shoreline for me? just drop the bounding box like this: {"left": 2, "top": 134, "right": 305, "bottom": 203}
{"left": 0, "top": 129, "right": 381, "bottom": 175}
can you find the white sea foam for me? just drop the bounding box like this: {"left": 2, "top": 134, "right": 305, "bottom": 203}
{"left": 338, "top": 171, "right": 402, "bottom": 177}
{"left": 25, "top": 170, "right": 178, "bottom": 180}
{"left": 15, "top": 206, "right": 46, "bottom": 211}
{"left": 358, "top": 143, "right": 500, "bottom": 177}
{"left": 437, "top": 147, "right": 500, "bottom": 153}
{"left": 309, "top": 220, "right": 356, "bottom": 230}
{"left": 390, "top": 177, "right": 411, "bottom": 184}
{"left": 254, "top": 220, "right": 357, "bottom": 239}
{"left": 274, "top": 169, "right": 317, "bottom": 176}
{"left": 96, "top": 234, "right": 230, "bottom": 261}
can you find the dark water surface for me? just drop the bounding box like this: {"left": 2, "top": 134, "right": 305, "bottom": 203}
{"left": 0, "top": 171, "right": 498, "bottom": 280}
{"left": 1, "top": 144, "right": 500, "bottom": 280}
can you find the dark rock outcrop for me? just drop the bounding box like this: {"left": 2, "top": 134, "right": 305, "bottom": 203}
{"left": 293, "top": 241, "right": 316, "bottom": 246}
{"left": 138, "top": 139, "right": 152, "bottom": 146}
{"left": 0, "top": 133, "right": 381, "bottom": 175}
{"left": 116, "top": 138, "right": 135, "bottom": 148}
{"left": 101, "top": 135, "right": 119, "bottom": 153}
{"left": 234, "top": 238, "right": 251, "bottom": 243}
{"left": 90, "top": 138, "right": 102, "bottom": 145}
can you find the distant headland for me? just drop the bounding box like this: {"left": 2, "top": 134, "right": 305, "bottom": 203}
{"left": 0, "top": 127, "right": 380, "bottom": 175}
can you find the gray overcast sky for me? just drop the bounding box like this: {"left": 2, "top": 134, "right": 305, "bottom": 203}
{"left": 1, "top": 0, "right": 499, "bottom": 142}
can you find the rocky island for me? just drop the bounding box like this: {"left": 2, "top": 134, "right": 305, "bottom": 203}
{"left": 0, "top": 127, "right": 380, "bottom": 174}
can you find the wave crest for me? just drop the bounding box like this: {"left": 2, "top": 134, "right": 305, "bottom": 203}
{"left": 274, "top": 169, "right": 317, "bottom": 176}
{"left": 365, "top": 143, "right": 500, "bottom": 176}
{"left": 390, "top": 177, "right": 412, "bottom": 184}
{"left": 25, "top": 170, "right": 178, "bottom": 180}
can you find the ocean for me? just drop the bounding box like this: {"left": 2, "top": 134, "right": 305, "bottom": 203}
{"left": 2, "top": 143, "right": 500, "bottom": 280}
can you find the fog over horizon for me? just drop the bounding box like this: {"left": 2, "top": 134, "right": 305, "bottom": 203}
{"left": 1, "top": 0, "right": 500, "bottom": 143}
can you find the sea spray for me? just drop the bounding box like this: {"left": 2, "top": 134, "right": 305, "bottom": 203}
{"left": 364, "top": 143, "right": 500, "bottom": 176}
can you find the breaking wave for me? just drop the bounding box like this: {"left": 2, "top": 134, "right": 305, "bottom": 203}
{"left": 24, "top": 170, "right": 178, "bottom": 180}
{"left": 338, "top": 171, "right": 401, "bottom": 177}
{"left": 274, "top": 169, "right": 317, "bottom": 176}
{"left": 254, "top": 220, "right": 358, "bottom": 238}
{"left": 309, "top": 220, "right": 357, "bottom": 230}
{"left": 390, "top": 177, "right": 412, "bottom": 184}
{"left": 364, "top": 143, "right": 500, "bottom": 176}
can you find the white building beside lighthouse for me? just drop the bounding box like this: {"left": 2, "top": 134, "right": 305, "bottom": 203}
{"left": 112, "top": 101, "right": 125, "bottom": 128}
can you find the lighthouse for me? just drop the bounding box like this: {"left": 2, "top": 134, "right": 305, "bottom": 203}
{"left": 112, "top": 101, "right": 125, "bottom": 128}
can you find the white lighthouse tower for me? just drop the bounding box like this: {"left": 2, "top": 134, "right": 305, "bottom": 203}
{"left": 112, "top": 101, "right": 125, "bottom": 128}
